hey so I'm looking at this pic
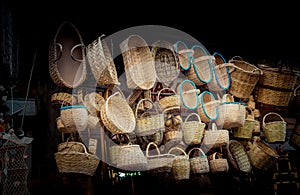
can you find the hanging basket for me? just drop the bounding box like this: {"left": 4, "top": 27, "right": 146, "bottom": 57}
{"left": 157, "top": 88, "right": 181, "bottom": 111}
{"left": 202, "top": 123, "right": 229, "bottom": 151}
{"left": 182, "top": 113, "right": 205, "bottom": 145}
{"left": 60, "top": 105, "right": 89, "bottom": 132}
{"left": 174, "top": 41, "right": 194, "bottom": 71}
{"left": 168, "top": 146, "right": 190, "bottom": 180}
{"left": 119, "top": 34, "right": 156, "bottom": 90}
{"left": 188, "top": 147, "right": 210, "bottom": 174}
{"left": 51, "top": 92, "right": 77, "bottom": 110}
{"left": 233, "top": 107, "right": 255, "bottom": 139}
{"left": 262, "top": 112, "right": 286, "bottom": 143}
{"left": 57, "top": 137, "right": 84, "bottom": 153}
{"left": 179, "top": 79, "right": 200, "bottom": 110}
{"left": 209, "top": 152, "right": 229, "bottom": 173}
{"left": 198, "top": 91, "right": 220, "bottom": 123}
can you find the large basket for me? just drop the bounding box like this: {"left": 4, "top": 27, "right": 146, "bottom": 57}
{"left": 209, "top": 152, "right": 229, "bottom": 173}
{"left": 262, "top": 112, "right": 286, "bottom": 143}
{"left": 119, "top": 34, "right": 156, "bottom": 90}
{"left": 228, "top": 56, "right": 263, "bottom": 98}
{"left": 86, "top": 34, "right": 119, "bottom": 85}
{"left": 254, "top": 86, "right": 293, "bottom": 107}
{"left": 202, "top": 123, "right": 229, "bottom": 151}
{"left": 198, "top": 91, "right": 220, "bottom": 123}
{"left": 146, "top": 142, "right": 175, "bottom": 173}
{"left": 49, "top": 21, "right": 86, "bottom": 89}
{"left": 185, "top": 44, "right": 214, "bottom": 86}
{"left": 168, "top": 146, "right": 190, "bottom": 180}
{"left": 188, "top": 147, "right": 210, "bottom": 174}
{"left": 174, "top": 41, "right": 194, "bottom": 71}
{"left": 60, "top": 105, "right": 89, "bottom": 132}
{"left": 54, "top": 142, "right": 100, "bottom": 176}
{"left": 157, "top": 88, "right": 181, "bottom": 111}
{"left": 57, "top": 138, "right": 84, "bottom": 153}
{"left": 182, "top": 113, "right": 205, "bottom": 145}
{"left": 179, "top": 79, "right": 200, "bottom": 110}
{"left": 151, "top": 40, "right": 180, "bottom": 85}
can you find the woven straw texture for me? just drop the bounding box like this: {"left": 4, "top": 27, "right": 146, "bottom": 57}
{"left": 49, "top": 21, "right": 86, "bottom": 89}
{"left": 51, "top": 92, "right": 77, "bottom": 110}
{"left": 179, "top": 79, "right": 200, "bottom": 110}
{"left": 158, "top": 88, "right": 181, "bottom": 111}
{"left": 168, "top": 146, "right": 190, "bottom": 180}
{"left": 120, "top": 34, "right": 156, "bottom": 90}
{"left": 174, "top": 41, "right": 194, "bottom": 70}
{"left": 202, "top": 123, "right": 229, "bottom": 150}
{"left": 188, "top": 147, "right": 210, "bottom": 174}
{"left": 198, "top": 91, "right": 220, "bottom": 123}
{"left": 183, "top": 113, "right": 205, "bottom": 145}
{"left": 209, "top": 152, "right": 229, "bottom": 173}
{"left": 262, "top": 112, "right": 286, "bottom": 143}
{"left": 228, "top": 56, "right": 263, "bottom": 98}
{"left": 60, "top": 105, "right": 88, "bottom": 132}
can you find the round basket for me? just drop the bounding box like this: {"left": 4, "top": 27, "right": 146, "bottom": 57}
{"left": 209, "top": 152, "right": 229, "bottom": 173}
{"left": 158, "top": 88, "right": 181, "bottom": 111}
{"left": 202, "top": 123, "right": 229, "bottom": 151}
{"left": 83, "top": 92, "right": 105, "bottom": 116}
{"left": 86, "top": 34, "right": 119, "bottom": 85}
{"left": 228, "top": 56, "right": 263, "bottom": 98}
{"left": 185, "top": 44, "right": 214, "bottom": 86}
{"left": 151, "top": 40, "right": 180, "bottom": 85}
{"left": 49, "top": 21, "right": 86, "bottom": 89}
{"left": 182, "top": 113, "right": 205, "bottom": 145}
{"left": 198, "top": 91, "right": 220, "bottom": 123}
{"left": 51, "top": 92, "right": 77, "bottom": 110}
{"left": 119, "top": 34, "right": 156, "bottom": 90}
{"left": 262, "top": 112, "right": 286, "bottom": 143}
{"left": 60, "top": 105, "right": 89, "bottom": 132}
{"left": 179, "top": 79, "right": 200, "bottom": 110}
{"left": 168, "top": 146, "right": 190, "bottom": 180}
{"left": 174, "top": 41, "right": 194, "bottom": 71}
{"left": 188, "top": 147, "right": 210, "bottom": 174}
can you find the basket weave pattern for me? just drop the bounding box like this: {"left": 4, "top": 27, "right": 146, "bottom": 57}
{"left": 188, "top": 147, "right": 210, "bottom": 174}
{"left": 262, "top": 112, "right": 286, "bottom": 143}
{"left": 182, "top": 113, "right": 205, "bottom": 145}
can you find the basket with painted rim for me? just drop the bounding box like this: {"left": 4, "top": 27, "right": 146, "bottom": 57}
{"left": 174, "top": 41, "right": 194, "bottom": 71}
{"left": 198, "top": 91, "right": 220, "bottom": 124}
{"left": 188, "top": 147, "right": 210, "bottom": 174}
{"left": 179, "top": 79, "right": 200, "bottom": 110}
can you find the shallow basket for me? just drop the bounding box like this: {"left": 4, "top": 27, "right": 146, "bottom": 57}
{"left": 168, "top": 146, "right": 190, "bottom": 180}
{"left": 83, "top": 92, "right": 105, "bottom": 116}
{"left": 188, "top": 147, "right": 210, "bottom": 174}
{"left": 120, "top": 34, "right": 156, "bottom": 90}
{"left": 262, "top": 112, "right": 286, "bottom": 143}
{"left": 179, "top": 79, "right": 200, "bottom": 110}
{"left": 182, "top": 113, "right": 205, "bottom": 145}
{"left": 51, "top": 92, "right": 77, "bottom": 110}
{"left": 198, "top": 91, "right": 220, "bottom": 123}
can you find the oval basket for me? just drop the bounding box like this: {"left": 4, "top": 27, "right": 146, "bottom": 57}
{"left": 198, "top": 91, "right": 220, "bottom": 123}
{"left": 182, "top": 113, "right": 205, "bottom": 145}
{"left": 60, "top": 105, "right": 89, "bottom": 132}
{"left": 174, "top": 41, "right": 194, "bottom": 71}
{"left": 179, "top": 79, "right": 200, "bottom": 110}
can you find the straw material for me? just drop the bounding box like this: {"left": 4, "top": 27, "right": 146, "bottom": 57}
{"left": 57, "top": 138, "right": 84, "bottom": 153}
{"left": 54, "top": 142, "right": 100, "bottom": 176}
{"left": 233, "top": 107, "right": 255, "bottom": 139}
{"left": 87, "top": 114, "right": 100, "bottom": 129}
{"left": 186, "top": 45, "right": 214, "bottom": 86}
{"left": 247, "top": 140, "right": 279, "bottom": 171}
{"left": 179, "top": 79, "right": 200, "bottom": 110}
{"left": 228, "top": 56, "right": 263, "bottom": 98}
{"left": 216, "top": 94, "right": 246, "bottom": 129}
{"left": 289, "top": 124, "right": 300, "bottom": 148}
{"left": 174, "top": 41, "right": 194, "bottom": 70}
{"left": 83, "top": 92, "right": 105, "bottom": 116}
{"left": 168, "top": 146, "right": 190, "bottom": 180}
{"left": 198, "top": 91, "right": 220, "bottom": 123}
{"left": 226, "top": 140, "right": 252, "bottom": 174}
{"left": 209, "top": 152, "right": 229, "bottom": 173}
{"left": 158, "top": 88, "right": 181, "bottom": 111}
{"left": 49, "top": 21, "right": 86, "bottom": 89}
{"left": 188, "top": 147, "right": 210, "bottom": 174}
{"left": 151, "top": 40, "right": 180, "bottom": 85}
{"left": 60, "top": 105, "right": 89, "bottom": 132}
{"left": 146, "top": 142, "right": 175, "bottom": 173}
{"left": 202, "top": 123, "right": 229, "bottom": 150}
{"left": 51, "top": 92, "right": 77, "bottom": 110}
{"left": 262, "top": 112, "right": 286, "bottom": 143}
{"left": 255, "top": 86, "right": 293, "bottom": 107}
{"left": 120, "top": 34, "right": 156, "bottom": 90}
{"left": 183, "top": 113, "right": 205, "bottom": 145}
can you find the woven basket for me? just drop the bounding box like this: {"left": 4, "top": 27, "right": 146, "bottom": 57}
{"left": 247, "top": 139, "right": 279, "bottom": 171}
{"left": 183, "top": 113, "right": 205, "bottom": 145}
{"left": 233, "top": 107, "right": 255, "bottom": 139}
{"left": 226, "top": 140, "right": 252, "bottom": 174}
{"left": 289, "top": 124, "right": 300, "bottom": 148}
{"left": 262, "top": 112, "right": 286, "bottom": 143}
{"left": 158, "top": 88, "right": 181, "bottom": 111}
{"left": 51, "top": 92, "right": 77, "bottom": 110}
{"left": 216, "top": 94, "right": 246, "bottom": 129}
{"left": 202, "top": 123, "right": 229, "bottom": 150}
{"left": 86, "top": 34, "right": 119, "bottom": 85}
{"left": 120, "top": 34, "right": 156, "bottom": 90}
{"left": 54, "top": 142, "right": 100, "bottom": 176}
{"left": 188, "top": 147, "right": 210, "bottom": 174}
{"left": 174, "top": 41, "right": 194, "bottom": 71}
{"left": 108, "top": 134, "right": 130, "bottom": 165}
{"left": 255, "top": 86, "right": 293, "bottom": 107}
{"left": 208, "top": 52, "right": 231, "bottom": 91}
{"left": 146, "top": 142, "right": 176, "bottom": 173}
{"left": 209, "top": 152, "right": 229, "bottom": 173}
{"left": 135, "top": 98, "right": 165, "bottom": 136}
{"left": 179, "top": 79, "right": 200, "bottom": 110}
{"left": 57, "top": 138, "right": 84, "bottom": 153}
{"left": 49, "top": 21, "right": 86, "bottom": 89}
{"left": 186, "top": 44, "right": 214, "bottom": 86}
{"left": 228, "top": 56, "right": 263, "bottom": 98}
{"left": 151, "top": 40, "right": 180, "bottom": 85}
{"left": 83, "top": 92, "right": 105, "bottom": 116}
{"left": 198, "top": 91, "right": 220, "bottom": 123}
{"left": 60, "top": 105, "right": 89, "bottom": 132}
{"left": 168, "top": 146, "right": 190, "bottom": 180}
{"left": 100, "top": 91, "right": 136, "bottom": 134}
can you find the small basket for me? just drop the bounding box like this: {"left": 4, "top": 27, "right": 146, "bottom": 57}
{"left": 51, "top": 92, "right": 77, "bottom": 110}
{"left": 57, "top": 137, "right": 84, "bottom": 153}
{"left": 255, "top": 86, "right": 293, "bottom": 107}
{"left": 179, "top": 79, "right": 200, "bottom": 110}
{"left": 157, "top": 88, "right": 181, "bottom": 111}
{"left": 60, "top": 105, "right": 89, "bottom": 132}
{"left": 198, "top": 91, "right": 220, "bottom": 123}
{"left": 182, "top": 113, "right": 205, "bottom": 145}
{"left": 202, "top": 123, "right": 229, "bottom": 151}
{"left": 168, "top": 146, "right": 190, "bottom": 180}
{"left": 209, "top": 152, "right": 229, "bottom": 173}
{"left": 146, "top": 142, "right": 176, "bottom": 173}
{"left": 262, "top": 112, "right": 286, "bottom": 143}
{"left": 174, "top": 41, "right": 194, "bottom": 71}
{"left": 119, "top": 34, "right": 156, "bottom": 90}
{"left": 233, "top": 107, "right": 255, "bottom": 139}
{"left": 83, "top": 92, "right": 105, "bottom": 116}
{"left": 228, "top": 56, "right": 263, "bottom": 98}
{"left": 188, "top": 147, "right": 210, "bottom": 174}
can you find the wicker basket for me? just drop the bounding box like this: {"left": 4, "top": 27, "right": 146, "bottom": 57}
{"left": 120, "top": 34, "right": 156, "bottom": 90}
{"left": 208, "top": 52, "right": 231, "bottom": 91}
{"left": 86, "top": 34, "right": 119, "bottom": 85}
{"left": 100, "top": 91, "right": 136, "bottom": 134}
{"left": 216, "top": 94, "right": 246, "bottom": 129}
{"left": 60, "top": 105, "right": 89, "bottom": 132}
{"left": 247, "top": 139, "right": 279, "bottom": 171}
{"left": 146, "top": 142, "right": 176, "bottom": 173}
{"left": 186, "top": 44, "right": 214, "bottom": 86}
{"left": 57, "top": 138, "right": 84, "bottom": 153}
{"left": 168, "top": 146, "right": 190, "bottom": 180}
{"left": 54, "top": 142, "right": 100, "bottom": 176}
{"left": 174, "top": 41, "right": 194, "bottom": 71}
{"left": 83, "top": 92, "right": 105, "bottom": 116}
{"left": 51, "top": 92, "right": 77, "bottom": 110}
{"left": 151, "top": 40, "right": 180, "bottom": 85}
{"left": 255, "top": 86, "right": 293, "bottom": 107}
{"left": 202, "top": 123, "right": 229, "bottom": 151}
{"left": 49, "top": 21, "right": 86, "bottom": 89}
{"left": 158, "top": 88, "right": 181, "bottom": 111}
{"left": 188, "top": 147, "right": 210, "bottom": 174}
{"left": 198, "top": 91, "right": 220, "bottom": 123}
{"left": 179, "top": 79, "right": 200, "bottom": 110}
{"left": 209, "top": 152, "right": 229, "bottom": 173}
{"left": 226, "top": 140, "right": 252, "bottom": 174}
{"left": 183, "top": 113, "right": 205, "bottom": 145}
{"left": 135, "top": 98, "right": 165, "bottom": 136}
{"left": 262, "top": 112, "right": 286, "bottom": 143}
{"left": 228, "top": 56, "right": 263, "bottom": 98}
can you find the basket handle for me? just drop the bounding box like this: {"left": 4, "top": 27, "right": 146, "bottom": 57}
{"left": 184, "top": 112, "right": 202, "bottom": 123}
{"left": 167, "top": 146, "right": 187, "bottom": 156}
{"left": 145, "top": 142, "right": 160, "bottom": 157}
{"left": 226, "top": 61, "right": 263, "bottom": 75}
{"left": 212, "top": 52, "right": 227, "bottom": 64}
{"left": 294, "top": 85, "right": 300, "bottom": 96}
{"left": 157, "top": 88, "right": 177, "bottom": 100}
{"left": 52, "top": 43, "right": 63, "bottom": 63}
{"left": 70, "top": 43, "right": 85, "bottom": 62}
{"left": 221, "top": 93, "right": 234, "bottom": 103}
{"left": 187, "top": 147, "right": 206, "bottom": 158}
{"left": 135, "top": 98, "right": 156, "bottom": 118}
{"left": 262, "top": 112, "right": 285, "bottom": 126}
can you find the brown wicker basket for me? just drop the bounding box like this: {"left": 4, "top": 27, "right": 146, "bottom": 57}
{"left": 119, "top": 34, "right": 156, "bottom": 90}
{"left": 57, "top": 138, "right": 84, "bottom": 153}
{"left": 182, "top": 113, "right": 205, "bottom": 145}
{"left": 202, "top": 123, "right": 229, "bottom": 151}
{"left": 83, "top": 92, "right": 105, "bottom": 116}
{"left": 262, "top": 112, "right": 286, "bottom": 143}
{"left": 168, "top": 146, "right": 190, "bottom": 180}
{"left": 60, "top": 105, "right": 89, "bottom": 132}
{"left": 209, "top": 152, "right": 229, "bottom": 173}
{"left": 198, "top": 91, "right": 220, "bottom": 123}
{"left": 174, "top": 41, "right": 194, "bottom": 71}
{"left": 158, "top": 87, "right": 181, "bottom": 111}
{"left": 188, "top": 147, "right": 210, "bottom": 174}
{"left": 179, "top": 79, "right": 200, "bottom": 110}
